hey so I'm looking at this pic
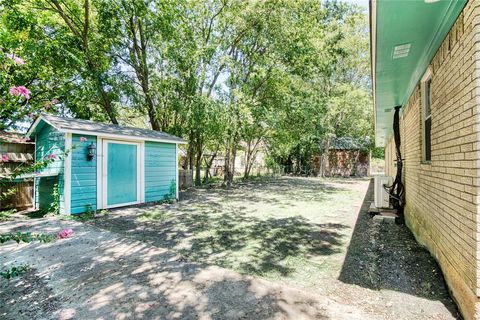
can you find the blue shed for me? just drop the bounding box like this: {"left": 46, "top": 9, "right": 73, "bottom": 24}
{"left": 26, "top": 114, "right": 186, "bottom": 214}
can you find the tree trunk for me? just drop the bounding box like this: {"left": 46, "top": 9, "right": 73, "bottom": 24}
{"left": 226, "top": 141, "right": 238, "bottom": 186}
{"left": 319, "top": 138, "right": 331, "bottom": 177}
{"left": 243, "top": 139, "right": 261, "bottom": 179}
{"left": 243, "top": 141, "right": 251, "bottom": 179}
{"left": 203, "top": 147, "right": 218, "bottom": 184}
{"left": 224, "top": 143, "right": 236, "bottom": 187}
{"left": 49, "top": 0, "right": 118, "bottom": 124}
{"left": 95, "top": 76, "right": 118, "bottom": 124}
{"left": 194, "top": 136, "right": 202, "bottom": 186}
{"left": 224, "top": 141, "right": 230, "bottom": 185}
{"left": 187, "top": 131, "right": 194, "bottom": 171}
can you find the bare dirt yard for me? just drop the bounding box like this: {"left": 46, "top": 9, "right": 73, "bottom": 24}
{"left": 1, "top": 177, "right": 459, "bottom": 319}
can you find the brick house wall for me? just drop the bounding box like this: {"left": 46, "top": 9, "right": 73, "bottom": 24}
{"left": 384, "top": 2, "right": 480, "bottom": 318}
{"left": 385, "top": 137, "right": 395, "bottom": 177}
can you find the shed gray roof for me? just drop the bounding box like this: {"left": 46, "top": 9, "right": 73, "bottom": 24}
{"left": 28, "top": 114, "right": 186, "bottom": 144}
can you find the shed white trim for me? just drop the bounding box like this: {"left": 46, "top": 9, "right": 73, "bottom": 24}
{"left": 26, "top": 116, "right": 56, "bottom": 138}
{"left": 101, "top": 139, "right": 144, "bottom": 209}
{"left": 61, "top": 129, "right": 187, "bottom": 144}
{"left": 63, "top": 133, "right": 72, "bottom": 215}
{"left": 33, "top": 137, "right": 37, "bottom": 210}
{"left": 140, "top": 140, "right": 145, "bottom": 203}
{"left": 96, "top": 137, "right": 104, "bottom": 210}
{"left": 175, "top": 144, "right": 179, "bottom": 200}
{"left": 26, "top": 115, "right": 187, "bottom": 144}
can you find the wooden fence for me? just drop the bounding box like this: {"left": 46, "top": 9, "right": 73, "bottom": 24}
{"left": 0, "top": 132, "right": 35, "bottom": 210}
{"left": 178, "top": 169, "right": 193, "bottom": 189}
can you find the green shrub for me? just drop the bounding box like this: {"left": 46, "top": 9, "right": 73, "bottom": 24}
{"left": 0, "top": 232, "right": 55, "bottom": 244}
{"left": 1, "top": 264, "right": 29, "bottom": 279}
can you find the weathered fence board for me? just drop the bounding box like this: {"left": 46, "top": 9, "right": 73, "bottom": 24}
{"left": 0, "top": 132, "right": 35, "bottom": 210}
{"left": 178, "top": 169, "right": 193, "bottom": 189}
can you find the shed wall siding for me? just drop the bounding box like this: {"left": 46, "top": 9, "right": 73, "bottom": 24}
{"left": 144, "top": 142, "right": 176, "bottom": 202}
{"left": 385, "top": 3, "right": 480, "bottom": 318}
{"left": 70, "top": 134, "right": 97, "bottom": 214}
{"left": 34, "top": 122, "right": 65, "bottom": 212}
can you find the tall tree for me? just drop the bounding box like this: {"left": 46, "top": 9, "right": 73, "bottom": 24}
{"left": 43, "top": 0, "right": 119, "bottom": 123}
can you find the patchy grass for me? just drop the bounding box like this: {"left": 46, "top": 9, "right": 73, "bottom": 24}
{"left": 0, "top": 209, "right": 16, "bottom": 221}
{"left": 3, "top": 177, "right": 458, "bottom": 319}
{"left": 0, "top": 209, "right": 55, "bottom": 221}
{"left": 62, "top": 211, "right": 96, "bottom": 222}
{"left": 91, "top": 176, "right": 368, "bottom": 287}
{"left": 138, "top": 209, "right": 172, "bottom": 222}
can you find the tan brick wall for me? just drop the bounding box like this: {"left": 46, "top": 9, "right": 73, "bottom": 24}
{"left": 384, "top": 2, "right": 480, "bottom": 318}
{"left": 384, "top": 135, "right": 395, "bottom": 177}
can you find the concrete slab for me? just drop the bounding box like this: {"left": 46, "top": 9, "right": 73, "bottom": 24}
{"left": 373, "top": 211, "right": 398, "bottom": 224}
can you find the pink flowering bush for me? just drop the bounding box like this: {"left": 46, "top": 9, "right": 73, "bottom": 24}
{"left": 9, "top": 86, "right": 30, "bottom": 100}
{"left": 79, "top": 137, "right": 87, "bottom": 142}
{"left": 0, "top": 52, "right": 45, "bottom": 130}
{"left": 13, "top": 57, "right": 25, "bottom": 65}
{"left": 0, "top": 52, "right": 70, "bottom": 217}
{"left": 44, "top": 99, "right": 60, "bottom": 110}
{"left": 57, "top": 228, "right": 74, "bottom": 239}
{"left": 5, "top": 53, "right": 25, "bottom": 65}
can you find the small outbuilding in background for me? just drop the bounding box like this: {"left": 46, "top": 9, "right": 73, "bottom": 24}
{"left": 26, "top": 114, "right": 186, "bottom": 214}
{"left": 313, "top": 137, "right": 370, "bottom": 177}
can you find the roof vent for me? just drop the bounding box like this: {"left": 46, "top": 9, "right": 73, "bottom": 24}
{"left": 393, "top": 43, "right": 411, "bottom": 59}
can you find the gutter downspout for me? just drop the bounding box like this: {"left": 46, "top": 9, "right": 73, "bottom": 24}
{"left": 388, "top": 105, "right": 405, "bottom": 218}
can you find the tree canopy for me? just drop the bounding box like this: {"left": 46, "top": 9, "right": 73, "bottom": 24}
{"left": 0, "top": 0, "right": 373, "bottom": 183}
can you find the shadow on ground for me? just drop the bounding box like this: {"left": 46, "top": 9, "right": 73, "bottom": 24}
{"left": 88, "top": 177, "right": 363, "bottom": 278}
{"left": 338, "top": 180, "right": 460, "bottom": 318}
{"left": 0, "top": 219, "right": 348, "bottom": 319}
{"left": 92, "top": 204, "right": 348, "bottom": 277}
{"left": 181, "top": 176, "right": 350, "bottom": 206}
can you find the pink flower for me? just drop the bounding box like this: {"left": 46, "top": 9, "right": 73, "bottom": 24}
{"left": 17, "top": 86, "right": 30, "bottom": 99}
{"left": 1, "top": 154, "right": 8, "bottom": 162}
{"left": 46, "top": 154, "right": 56, "bottom": 160}
{"left": 79, "top": 137, "right": 87, "bottom": 142}
{"left": 9, "top": 86, "right": 19, "bottom": 95}
{"left": 5, "top": 53, "right": 25, "bottom": 65}
{"left": 57, "top": 228, "right": 74, "bottom": 239}
{"left": 9, "top": 86, "right": 30, "bottom": 100}
{"left": 13, "top": 57, "right": 25, "bottom": 65}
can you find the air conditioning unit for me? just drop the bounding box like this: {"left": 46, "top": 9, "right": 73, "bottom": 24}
{"left": 374, "top": 175, "right": 391, "bottom": 208}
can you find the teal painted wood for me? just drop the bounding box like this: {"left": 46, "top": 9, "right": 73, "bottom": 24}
{"left": 36, "top": 177, "right": 58, "bottom": 211}
{"left": 144, "top": 141, "right": 176, "bottom": 202}
{"left": 70, "top": 134, "right": 97, "bottom": 214}
{"left": 107, "top": 142, "right": 138, "bottom": 206}
{"left": 34, "top": 121, "right": 65, "bottom": 212}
